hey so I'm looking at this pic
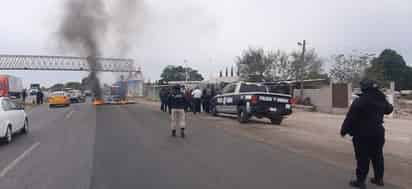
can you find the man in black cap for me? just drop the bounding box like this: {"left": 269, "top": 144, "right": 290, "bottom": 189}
{"left": 341, "top": 79, "right": 393, "bottom": 189}
{"left": 168, "top": 85, "right": 188, "bottom": 138}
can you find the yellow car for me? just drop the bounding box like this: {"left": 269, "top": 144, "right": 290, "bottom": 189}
{"left": 48, "top": 91, "right": 70, "bottom": 107}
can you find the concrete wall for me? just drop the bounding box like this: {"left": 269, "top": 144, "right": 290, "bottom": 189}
{"left": 294, "top": 85, "right": 333, "bottom": 113}
{"left": 143, "top": 85, "right": 161, "bottom": 101}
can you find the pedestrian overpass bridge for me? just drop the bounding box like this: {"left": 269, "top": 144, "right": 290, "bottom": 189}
{"left": 0, "top": 54, "right": 137, "bottom": 72}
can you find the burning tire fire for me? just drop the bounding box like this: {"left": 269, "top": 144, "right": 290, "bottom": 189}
{"left": 93, "top": 99, "right": 105, "bottom": 105}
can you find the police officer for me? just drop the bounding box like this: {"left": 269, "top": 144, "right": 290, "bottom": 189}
{"left": 159, "top": 87, "right": 167, "bottom": 112}
{"left": 21, "top": 89, "right": 27, "bottom": 103}
{"left": 340, "top": 79, "right": 393, "bottom": 189}
{"left": 168, "top": 85, "right": 187, "bottom": 138}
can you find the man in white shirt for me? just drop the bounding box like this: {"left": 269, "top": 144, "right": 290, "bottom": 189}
{"left": 191, "top": 87, "right": 202, "bottom": 114}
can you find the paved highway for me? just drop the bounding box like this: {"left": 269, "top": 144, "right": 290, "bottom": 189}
{"left": 0, "top": 102, "right": 402, "bottom": 189}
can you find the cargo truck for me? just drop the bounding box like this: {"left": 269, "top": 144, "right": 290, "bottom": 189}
{"left": 0, "top": 75, "right": 23, "bottom": 98}
{"left": 111, "top": 81, "right": 128, "bottom": 101}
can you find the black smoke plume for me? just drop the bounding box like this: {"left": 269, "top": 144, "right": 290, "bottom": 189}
{"left": 58, "top": 0, "right": 143, "bottom": 99}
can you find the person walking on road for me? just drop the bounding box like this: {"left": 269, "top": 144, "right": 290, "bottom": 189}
{"left": 168, "top": 85, "right": 187, "bottom": 138}
{"left": 340, "top": 79, "right": 393, "bottom": 189}
{"left": 191, "top": 87, "right": 202, "bottom": 114}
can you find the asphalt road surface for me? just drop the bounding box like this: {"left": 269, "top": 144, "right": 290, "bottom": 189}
{"left": 0, "top": 102, "right": 402, "bottom": 189}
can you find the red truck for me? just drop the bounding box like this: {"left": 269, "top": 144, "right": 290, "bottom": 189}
{"left": 0, "top": 75, "right": 23, "bottom": 98}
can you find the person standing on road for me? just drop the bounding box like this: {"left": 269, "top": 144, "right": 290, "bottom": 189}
{"left": 202, "top": 86, "right": 212, "bottom": 113}
{"left": 166, "top": 87, "right": 172, "bottom": 113}
{"left": 21, "top": 89, "right": 27, "bottom": 103}
{"left": 168, "top": 85, "right": 187, "bottom": 138}
{"left": 183, "top": 87, "right": 192, "bottom": 112}
{"left": 36, "top": 91, "right": 41, "bottom": 105}
{"left": 159, "top": 87, "right": 167, "bottom": 112}
{"left": 340, "top": 79, "right": 393, "bottom": 189}
{"left": 191, "top": 87, "right": 202, "bottom": 114}
{"left": 39, "top": 90, "right": 44, "bottom": 104}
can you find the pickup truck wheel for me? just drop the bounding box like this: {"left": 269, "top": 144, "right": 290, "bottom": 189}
{"left": 238, "top": 108, "right": 249, "bottom": 123}
{"left": 270, "top": 117, "right": 283, "bottom": 125}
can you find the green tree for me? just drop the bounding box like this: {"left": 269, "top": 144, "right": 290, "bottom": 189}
{"left": 329, "top": 52, "right": 373, "bottom": 84}
{"left": 236, "top": 48, "right": 276, "bottom": 82}
{"left": 49, "top": 83, "right": 65, "bottom": 91}
{"left": 289, "top": 48, "right": 324, "bottom": 81}
{"left": 65, "top": 82, "right": 82, "bottom": 90}
{"left": 272, "top": 50, "right": 292, "bottom": 80}
{"left": 160, "top": 65, "right": 204, "bottom": 81}
{"left": 365, "top": 49, "right": 412, "bottom": 90}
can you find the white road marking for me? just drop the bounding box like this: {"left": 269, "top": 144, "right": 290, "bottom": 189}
{"left": 65, "top": 110, "right": 75, "bottom": 119}
{"left": 0, "top": 142, "right": 40, "bottom": 177}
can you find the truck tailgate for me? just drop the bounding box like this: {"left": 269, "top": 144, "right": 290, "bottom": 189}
{"left": 254, "top": 93, "right": 292, "bottom": 114}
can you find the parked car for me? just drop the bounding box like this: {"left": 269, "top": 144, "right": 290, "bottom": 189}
{"left": 0, "top": 97, "right": 28, "bottom": 144}
{"left": 210, "top": 82, "right": 292, "bottom": 125}
{"left": 48, "top": 91, "right": 70, "bottom": 108}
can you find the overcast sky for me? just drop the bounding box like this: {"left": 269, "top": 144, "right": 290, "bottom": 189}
{"left": 1, "top": 0, "right": 411, "bottom": 87}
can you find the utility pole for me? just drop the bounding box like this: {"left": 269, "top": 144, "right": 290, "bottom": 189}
{"left": 298, "top": 40, "right": 306, "bottom": 100}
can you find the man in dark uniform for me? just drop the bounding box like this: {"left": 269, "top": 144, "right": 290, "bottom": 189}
{"left": 340, "top": 79, "right": 393, "bottom": 189}
{"left": 39, "top": 90, "right": 44, "bottom": 104}
{"left": 168, "top": 85, "right": 188, "bottom": 138}
{"left": 202, "top": 87, "right": 213, "bottom": 113}
{"left": 159, "top": 87, "right": 167, "bottom": 112}
{"left": 36, "top": 91, "right": 41, "bottom": 105}
{"left": 21, "top": 89, "right": 27, "bottom": 103}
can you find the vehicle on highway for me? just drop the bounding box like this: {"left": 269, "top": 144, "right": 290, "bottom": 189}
{"left": 29, "top": 83, "right": 41, "bottom": 96}
{"left": 0, "top": 97, "right": 28, "bottom": 144}
{"left": 210, "top": 81, "right": 292, "bottom": 125}
{"left": 84, "top": 90, "right": 92, "bottom": 97}
{"left": 110, "top": 95, "right": 122, "bottom": 102}
{"left": 111, "top": 81, "right": 128, "bottom": 101}
{"left": 48, "top": 91, "right": 70, "bottom": 108}
{"left": 0, "top": 75, "right": 23, "bottom": 98}
{"left": 68, "top": 89, "right": 85, "bottom": 103}
{"left": 103, "top": 95, "right": 121, "bottom": 104}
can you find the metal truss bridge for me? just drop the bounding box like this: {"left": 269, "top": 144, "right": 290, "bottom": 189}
{"left": 0, "top": 55, "right": 137, "bottom": 72}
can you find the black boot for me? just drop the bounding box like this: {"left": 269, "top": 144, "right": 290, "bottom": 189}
{"left": 349, "top": 180, "right": 366, "bottom": 189}
{"left": 171, "top": 129, "right": 176, "bottom": 137}
{"left": 180, "top": 128, "right": 185, "bottom": 138}
{"left": 370, "top": 178, "right": 384, "bottom": 186}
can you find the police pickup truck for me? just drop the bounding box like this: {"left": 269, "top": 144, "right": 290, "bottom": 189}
{"left": 210, "top": 82, "right": 292, "bottom": 125}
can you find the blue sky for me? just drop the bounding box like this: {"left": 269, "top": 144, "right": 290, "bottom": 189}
{"left": 1, "top": 0, "right": 411, "bottom": 88}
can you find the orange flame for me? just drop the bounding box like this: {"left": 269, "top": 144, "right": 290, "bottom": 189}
{"left": 93, "top": 99, "right": 105, "bottom": 105}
